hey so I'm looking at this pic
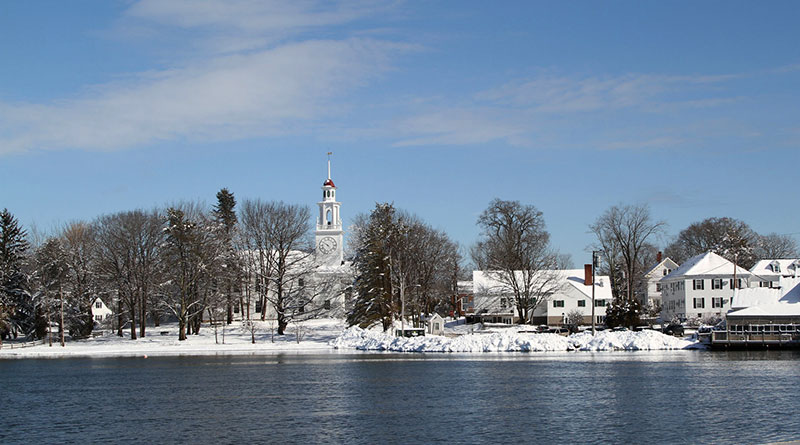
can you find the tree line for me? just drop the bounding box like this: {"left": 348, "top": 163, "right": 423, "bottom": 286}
{"left": 0, "top": 189, "right": 359, "bottom": 344}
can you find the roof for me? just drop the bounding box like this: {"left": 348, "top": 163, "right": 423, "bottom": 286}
{"left": 473, "top": 269, "right": 613, "bottom": 300}
{"left": 323, "top": 179, "right": 336, "bottom": 187}
{"left": 644, "top": 257, "right": 680, "bottom": 278}
{"left": 661, "top": 251, "right": 750, "bottom": 281}
{"left": 750, "top": 259, "right": 800, "bottom": 279}
{"left": 728, "top": 278, "right": 800, "bottom": 316}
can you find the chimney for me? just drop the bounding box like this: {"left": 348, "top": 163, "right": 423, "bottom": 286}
{"left": 584, "top": 264, "right": 593, "bottom": 286}
{"left": 657, "top": 251, "right": 663, "bottom": 263}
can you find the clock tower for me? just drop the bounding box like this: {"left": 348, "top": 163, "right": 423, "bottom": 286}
{"left": 315, "top": 154, "right": 344, "bottom": 266}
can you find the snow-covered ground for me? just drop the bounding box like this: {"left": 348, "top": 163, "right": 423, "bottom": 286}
{"left": 0, "top": 318, "right": 701, "bottom": 359}
{"left": 0, "top": 319, "right": 348, "bottom": 359}
{"left": 330, "top": 326, "right": 700, "bottom": 352}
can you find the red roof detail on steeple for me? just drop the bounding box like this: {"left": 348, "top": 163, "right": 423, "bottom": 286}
{"left": 323, "top": 179, "right": 335, "bottom": 187}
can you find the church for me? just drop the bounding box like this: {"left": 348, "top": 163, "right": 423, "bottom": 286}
{"left": 239, "top": 156, "right": 354, "bottom": 321}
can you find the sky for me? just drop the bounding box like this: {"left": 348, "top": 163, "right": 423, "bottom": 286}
{"left": 1, "top": 1, "right": 799, "bottom": 265}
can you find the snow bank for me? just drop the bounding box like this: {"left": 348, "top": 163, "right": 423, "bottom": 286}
{"left": 330, "top": 327, "right": 699, "bottom": 352}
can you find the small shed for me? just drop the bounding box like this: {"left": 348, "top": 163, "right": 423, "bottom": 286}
{"left": 426, "top": 313, "right": 445, "bottom": 335}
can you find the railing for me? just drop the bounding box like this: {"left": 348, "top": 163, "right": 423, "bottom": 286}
{"left": 713, "top": 331, "right": 798, "bottom": 343}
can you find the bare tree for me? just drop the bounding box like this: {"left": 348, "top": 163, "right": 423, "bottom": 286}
{"left": 60, "top": 221, "right": 96, "bottom": 337}
{"left": 664, "top": 217, "right": 756, "bottom": 268}
{"left": 94, "top": 209, "right": 163, "bottom": 340}
{"left": 162, "top": 206, "right": 223, "bottom": 341}
{"left": 755, "top": 233, "right": 799, "bottom": 259}
{"left": 472, "top": 199, "right": 561, "bottom": 324}
{"left": 589, "top": 204, "right": 665, "bottom": 301}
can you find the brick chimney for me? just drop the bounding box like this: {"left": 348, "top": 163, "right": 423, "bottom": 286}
{"left": 657, "top": 251, "right": 663, "bottom": 263}
{"left": 584, "top": 264, "right": 593, "bottom": 286}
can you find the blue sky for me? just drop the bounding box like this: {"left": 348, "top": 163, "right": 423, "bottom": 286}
{"left": 1, "top": 1, "right": 799, "bottom": 264}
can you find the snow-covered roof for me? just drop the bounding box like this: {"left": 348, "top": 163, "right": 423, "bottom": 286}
{"left": 749, "top": 259, "right": 800, "bottom": 279}
{"left": 644, "top": 257, "right": 679, "bottom": 278}
{"left": 473, "top": 269, "right": 613, "bottom": 300}
{"left": 728, "top": 278, "right": 800, "bottom": 317}
{"left": 661, "top": 251, "right": 750, "bottom": 281}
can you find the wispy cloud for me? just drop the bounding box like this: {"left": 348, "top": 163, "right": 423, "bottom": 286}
{"left": 0, "top": 1, "right": 406, "bottom": 155}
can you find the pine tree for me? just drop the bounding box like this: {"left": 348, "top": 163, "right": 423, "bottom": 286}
{"left": 348, "top": 203, "right": 404, "bottom": 331}
{"left": 213, "top": 188, "right": 239, "bottom": 324}
{"left": 0, "top": 209, "right": 33, "bottom": 340}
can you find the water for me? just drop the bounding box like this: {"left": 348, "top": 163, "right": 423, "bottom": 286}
{"left": 1, "top": 350, "right": 799, "bottom": 444}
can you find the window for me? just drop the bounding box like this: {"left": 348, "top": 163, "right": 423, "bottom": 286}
{"left": 96, "top": 301, "right": 102, "bottom": 308}
{"left": 553, "top": 300, "right": 565, "bottom": 308}
{"left": 663, "top": 269, "right": 668, "bottom": 276}
{"left": 95, "top": 315, "right": 103, "bottom": 321}
{"left": 434, "top": 322, "right": 440, "bottom": 331}
{"left": 656, "top": 283, "right": 662, "bottom": 292}
{"left": 594, "top": 299, "right": 606, "bottom": 307}
{"left": 730, "top": 278, "right": 742, "bottom": 289}
{"left": 298, "top": 305, "right": 305, "bottom": 314}
{"left": 577, "top": 300, "right": 586, "bottom": 307}
{"left": 772, "top": 262, "right": 781, "bottom": 273}
{"left": 712, "top": 279, "right": 723, "bottom": 290}
{"left": 693, "top": 279, "right": 704, "bottom": 290}
{"left": 298, "top": 278, "right": 305, "bottom": 287}
{"left": 760, "top": 281, "right": 770, "bottom": 288}
{"left": 693, "top": 298, "right": 705, "bottom": 309}
{"left": 234, "top": 303, "right": 240, "bottom": 314}
{"left": 255, "top": 300, "right": 262, "bottom": 313}
{"left": 324, "top": 299, "right": 331, "bottom": 310}
{"left": 712, "top": 297, "right": 723, "bottom": 308}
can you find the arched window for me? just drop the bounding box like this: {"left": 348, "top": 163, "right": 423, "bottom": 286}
{"left": 326, "top": 209, "right": 332, "bottom": 225}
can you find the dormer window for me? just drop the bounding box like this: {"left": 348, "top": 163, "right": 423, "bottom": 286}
{"left": 770, "top": 261, "right": 781, "bottom": 273}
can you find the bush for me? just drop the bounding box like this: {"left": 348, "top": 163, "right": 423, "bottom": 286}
{"left": 604, "top": 297, "right": 642, "bottom": 328}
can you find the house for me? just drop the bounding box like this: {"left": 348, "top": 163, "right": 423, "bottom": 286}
{"left": 660, "top": 251, "right": 751, "bottom": 322}
{"left": 749, "top": 259, "right": 800, "bottom": 288}
{"left": 450, "top": 280, "right": 475, "bottom": 318}
{"left": 425, "top": 313, "right": 445, "bottom": 335}
{"left": 91, "top": 297, "right": 113, "bottom": 324}
{"left": 471, "top": 267, "right": 611, "bottom": 326}
{"left": 643, "top": 252, "right": 679, "bottom": 308}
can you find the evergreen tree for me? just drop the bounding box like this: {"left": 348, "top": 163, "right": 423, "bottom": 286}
{"left": 348, "top": 203, "right": 404, "bottom": 331}
{"left": 212, "top": 188, "right": 239, "bottom": 324}
{"left": 0, "top": 209, "right": 33, "bottom": 340}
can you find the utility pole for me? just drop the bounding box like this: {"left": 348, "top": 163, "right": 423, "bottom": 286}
{"left": 59, "top": 283, "right": 65, "bottom": 347}
{"left": 592, "top": 251, "right": 598, "bottom": 336}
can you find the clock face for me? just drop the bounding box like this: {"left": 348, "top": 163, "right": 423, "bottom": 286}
{"left": 319, "top": 237, "right": 337, "bottom": 255}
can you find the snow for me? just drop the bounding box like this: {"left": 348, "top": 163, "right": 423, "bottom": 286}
{"left": 662, "top": 251, "right": 749, "bottom": 280}
{"left": 0, "top": 318, "right": 702, "bottom": 359}
{"left": 0, "top": 319, "right": 348, "bottom": 359}
{"left": 330, "top": 327, "right": 700, "bottom": 352}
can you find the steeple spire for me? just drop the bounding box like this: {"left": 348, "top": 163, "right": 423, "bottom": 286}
{"left": 327, "top": 151, "right": 332, "bottom": 180}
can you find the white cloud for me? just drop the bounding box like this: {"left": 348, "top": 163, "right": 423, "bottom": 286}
{"left": 0, "top": 38, "right": 402, "bottom": 154}
{"left": 0, "top": 0, "right": 407, "bottom": 155}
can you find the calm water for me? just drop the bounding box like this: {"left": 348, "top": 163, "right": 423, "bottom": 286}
{"left": 1, "top": 351, "right": 799, "bottom": 444}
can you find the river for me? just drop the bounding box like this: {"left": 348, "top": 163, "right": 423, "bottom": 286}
{"left": 1, "top": 350, "right": 798, "bottom": 444}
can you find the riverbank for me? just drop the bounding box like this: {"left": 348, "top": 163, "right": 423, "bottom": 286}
{"left": 0, "top": 318, "right": 702, "bottom": 359}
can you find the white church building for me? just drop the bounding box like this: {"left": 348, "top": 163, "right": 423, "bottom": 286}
{"left": 239, "top": 158, "right": 354, "bottom": 321}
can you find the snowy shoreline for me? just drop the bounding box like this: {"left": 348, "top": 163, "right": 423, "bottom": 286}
{"left": 0, "top": 319, "right": 703, "bottom": 359}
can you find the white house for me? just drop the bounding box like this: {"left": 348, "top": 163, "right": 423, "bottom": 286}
{"left": 749, "top": 259, "right": 800, "bottom": 288}
{"left": 472, "top": 268, "right": 611, "bottom": 326}
{"left": 91, "top": 297, "right": 113, "bottom": 324}
{"left": 660, "top": 251, "right": 751, "bottom": 322}
{"left": 643, "top": 253, "right": 679, "bottom": 308}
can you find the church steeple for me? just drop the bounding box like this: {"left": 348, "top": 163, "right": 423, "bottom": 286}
{"left": 315, "top": 153, "right": 343, "bottom": 265}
